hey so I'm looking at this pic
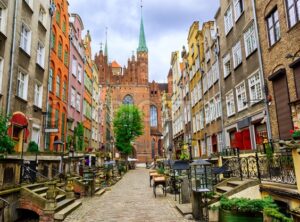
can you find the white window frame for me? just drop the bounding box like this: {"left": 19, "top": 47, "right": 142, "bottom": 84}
{"left": 226, "top": 90, "right": 235, "bottom": 117}
{"left": 38, "top": 6, "right": 46, "bottom": 26}
{"left": 236, "top": 81, "right": 248, "bottom": 112}
{"left": 0, "top": 7, "right": 7, "bottom": 34}
{"left": 71, "top": 87, "right": 76, "bottom": 108}
{"left": 223, "top": 53, "right": 231, "bottom": 78}
{"left": 244, "top": 23, "right": 257, "bottom": 57}
{"left": 17, "top": 71, "right": 28, "bottom": 100}
{"left": 217, "top": 132, "right": 223, "bottom": 152}
{"left": 20, "top": 23, "right": 31, "bottom": 55}
{"left": 200, "top": 109, "right": 204, "bottom": 129}
{"left": 0, "top": 58, "right": 3, "bottom": 93}
{"left": 248, "top": 71, "right": 263, "bottom": 104}
{"left": 234, "top": 0, "right": 244, "bottom": 21}
{"left": 76, "top": 93, "right": 81, "bottom": 112}
{"left": 224, "top": 5, "right": 233, "bottom": 35}
{"left": 215, "top": 94, "right": 222, "bottom": 118}
{"left": 37, "top": 41, "right": 45, "bottom": 68}
{"left": 72, "top": 58, "right": 77, "bottom": 76}
{"left": 232, "top": 41, "right": 242, "bottom": 68}
{"left": 34, "top": 83, "right": 43, "bottom": 108}
{"left": 78, "top": 64, "right": 82, "bottom": 83}
{"left": 31, "top": 124, "right": 41, "bottom": 147}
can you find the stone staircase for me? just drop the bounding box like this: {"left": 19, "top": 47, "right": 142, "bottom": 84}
{"left": 21, "top": 182, "right": 82, "bottom": 221}
{"left": 208, "top": 177, "right": 260, "bottom": 204}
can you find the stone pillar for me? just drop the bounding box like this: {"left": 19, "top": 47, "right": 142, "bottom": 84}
{"left": 180, "top": 177, "right": 191, "bottom": 203}
{"left": 45, "top": 181, "right": 57, "bottom": 210}
{"left": 65, "top": 178, "right": 75, "bottom": 198}
{"left": 292, "top": 149, "right": 300, "bottom": 191}
{"left": 191, "top": 190, "right": 208, "bottom": 221}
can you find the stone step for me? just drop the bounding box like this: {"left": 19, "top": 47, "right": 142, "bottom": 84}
{"left": 216, "top": 186, "right": 233, "bottom": 193}
{"left": 95, "top": 188, "right": 106, "bottom": 196}
{"left": 94, "top": 187, "right": 101, "bottom": 193}
{"left": 26, "top": 183, "right": 44, "bottom": 190}
{"left": 227, "top": 180, "right": 245, "bottom": 187}
{"left": 55, "top": 198, "right": 75, "bottom": 212}
{"left": 54, "top": 200, "right": 82, "bottom": 221}
{"left": 39, "top": 193, "right": 66, "bottom": 202}
{"left": 32, "top": 187, "right": 48, "bottom": 194}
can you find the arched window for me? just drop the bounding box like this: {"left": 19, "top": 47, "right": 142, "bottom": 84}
{"left": 123, "top": 95, "right": 134, "bottom": 105}
{"left": 150, "top": 105, "right": 158, "bottom": 127}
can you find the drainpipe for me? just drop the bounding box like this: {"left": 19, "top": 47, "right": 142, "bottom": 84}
{"left": 251, "top": 0, "right": 273, "bottom": 142}
{"left": 6, "top": 0, "right": 19, "bottom": 115}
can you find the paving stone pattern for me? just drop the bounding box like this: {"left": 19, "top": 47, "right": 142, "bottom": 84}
{"left": 64, "top": 168, "right": 188, "bottom": 222}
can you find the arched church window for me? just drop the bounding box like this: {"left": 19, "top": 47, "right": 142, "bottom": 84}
{"left": 123, "top": 95, "right": 134, "bottom": 105}
{"left": 150, "top": 105, "right": 158, "bottom": 127}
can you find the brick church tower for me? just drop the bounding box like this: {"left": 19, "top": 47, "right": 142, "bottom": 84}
{"left": 95, "top": 6, "right": 168, "bottom": 163}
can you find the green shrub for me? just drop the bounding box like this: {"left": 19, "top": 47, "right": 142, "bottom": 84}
{"left": 220, "top": 196, "right": 277, "bottom": 214}
{"left": 264, "top": 208, "right": 293, "bottom": 222}
{"left": 27, "top": 141, "right": 39, "bottom": 153}
{"left": 157, "top": 166, "right": 165, "bottom": 174}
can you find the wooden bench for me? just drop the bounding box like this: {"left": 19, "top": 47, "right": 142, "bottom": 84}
{"left": 153, "top": 176, "right": 167, "bottom": 198}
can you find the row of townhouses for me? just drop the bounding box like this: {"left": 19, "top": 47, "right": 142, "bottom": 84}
{"left": 0, "top": 0, "right": 112, "bottom": 154}
{"left": 163, "top": 0, "right": 300, "bottom": 159}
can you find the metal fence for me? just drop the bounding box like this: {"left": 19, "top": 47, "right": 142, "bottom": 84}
{"left": 223, "top": 148, "right": 296, "bottom": 185}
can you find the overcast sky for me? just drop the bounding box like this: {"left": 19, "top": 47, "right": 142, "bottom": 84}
{"left": 68, "top": 0, "right": 219, "bottom": 82}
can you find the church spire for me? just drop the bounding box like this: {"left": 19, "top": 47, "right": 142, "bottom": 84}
{"left": 137, "top": 1, "right": 148, "bottom": 53}
{"left": 104, "top": 27, "right": 108, "bottom": 57}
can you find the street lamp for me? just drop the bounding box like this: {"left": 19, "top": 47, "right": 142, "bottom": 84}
{"left": 190, "top": 159, "right": 213, "bottom": 221}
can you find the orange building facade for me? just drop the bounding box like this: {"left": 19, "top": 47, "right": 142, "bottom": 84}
{"left": 46, "top": 0, "right": 70, "bottom": 151}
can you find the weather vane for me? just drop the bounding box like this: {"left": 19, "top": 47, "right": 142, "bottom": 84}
{"left": 140, "top": 0, "right": 143, "bottom": 15}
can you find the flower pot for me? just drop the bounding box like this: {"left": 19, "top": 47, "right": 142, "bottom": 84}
{"left": 219, "top": 209, "right": 263, "bottom": 222}
{"left": 292, "top": 135, "right": 300, "bottom": 140}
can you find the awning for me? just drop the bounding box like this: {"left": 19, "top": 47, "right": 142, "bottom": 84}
{"left": 10, "top": 112, "right": 28, "bottom": 127}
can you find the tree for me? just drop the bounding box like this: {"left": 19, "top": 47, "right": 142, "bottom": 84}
{"left": 0, "top": 113, "right": 15, "bottom": 154}
{"left": 74, "top": 122, "right": 84, "bottom": 151}
{"left": 113, "top": 105, "right": 144, "bottom": 155}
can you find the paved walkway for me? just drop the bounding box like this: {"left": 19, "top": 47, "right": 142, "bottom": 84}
{"left": 64, "top": 168, "right": 187, "bottom": 222}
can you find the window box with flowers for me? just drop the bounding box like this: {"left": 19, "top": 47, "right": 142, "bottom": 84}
{"left": 290, "top": 127, "right": 300, "bottom": 140}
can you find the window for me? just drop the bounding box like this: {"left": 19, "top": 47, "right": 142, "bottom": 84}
{"left": 72, "top": 58, "right": 77, "bottom": 76}
{"left": 224, "top": 5, "right": 233, "bottom": 35}
{"left": 31, "top": 125, "right": 40, "bottom": 147}
{"left": 51, "top": 32, "right": 55, "bottom": 49}
{"left": 55, "top": 109, "right": 59, "bottom": 128}
{"left": 215, "top": 94, "right": 222, "bottom": 118}
{"left": 200, "top": 109, "right": 204, "bottom": 129}
{"left": 266, "top": 9, "right": 280, "bottom": 46}
{"left": 205, "top": 50, "right": 211, "bottom": 63}
{"left": 0, "top": 58, "right": 3, "bottom": 93}
{"left": 78, "top": 64, "right": 82, "bottom": 82}
{"left": 39, "top": 7, "right": 46, "bottom": 26}
{"left": 234, "top": 0, "right": 244, "bottom": 21}
{"left": 37, "top": 42, "right": 45, "bottom": 67}
{"left": 64, "top": 50, "right": 68, "bottom": 66}
{"left": 248, "top": 72, "right": 263, "bottom": 103}
{"left": 56, "top": 75, "right": 60, "bottom": 97}
{"left": 223, "top": 53, "right": 231, "bottom": 78}
{"left": 123, "top": 95, "right": 134, "bottom": 105}
{"left": 286, "top": 0, "right": 300, "bottom": 27}
{"left": 17, "top": 72, "right": 28, "bottom": 100}
{"left": 62, "top": 81, "right": 67, "bottom": 101}
{"left": 20, "top": 23, "right": 31, "bottom": 54}
{"left": 205, "top": 104, "right": 210, "bottom": 124}
{"left": 49, "top": 68, "right": 53, "bottom": 92}
{"left": 34, "top": 83, "right": 43, "bottom": 108}
{"left": 56, "top": 9, "right": 60, "bottom": 25}
{"left": 0, "top": 8, "right": 7, "bottom": 34}
{"left": 58, "top": 42, "right": 62, "bottom": 59}
{"left": 71, "top": 88, "right": 75, "bottom": 107}
{"left": 76, "top": 93, "right": 81, "bottom": 112}
{"left": 226, "top": 91, "right": 235, "bottom": 117}
{"left": 236, "top": 82, "right": 247, "bottom": 111}
{"left": 62, "top": 20, "right": 66, "bottom": 33}
{"left": 244, "top": 23, "right": 257, "bottom": 57}
{"left": 232, "top": 41, "right": 242, "bottom": 68}
{"left": 150, "top": 105, "right": 158, "bottom": 127}
{"left": 209, "top": 99, "right": 216, "bottom": 121}
{"left": 197, "top": 81, "right": 202, "bottom": 101}
{"left": 217, "top": 133, "right": 223, "bottom": 152}
{"left": 203, "top": 74, "right": 207, "bottom": 93}
{"left": 212, "top": 62, "right": 220, "bottom": 83}
{"left": 207, "top": 136, "right": 212, "bottom": 156}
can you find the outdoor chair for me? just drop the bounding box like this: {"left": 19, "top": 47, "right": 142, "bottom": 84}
{"left": 153, "top": 176, "right": 167, "bottom": 198}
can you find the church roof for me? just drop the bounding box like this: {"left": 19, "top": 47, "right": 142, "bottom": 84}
{"left": 137, "top": 18, "right": 148, "bottom": 52}
{"left": 111, "top": 60, "right": 121, "bottom": 68}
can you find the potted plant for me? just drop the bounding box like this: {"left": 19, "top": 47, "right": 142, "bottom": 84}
{"left": 263, "top": 207, "right": 292, "bottom": 222}
{"left": 290, "top": 127, "right": 300, "bottom": 140}
{"left": 219, "top": 196, "right": 277, "bottom": 222}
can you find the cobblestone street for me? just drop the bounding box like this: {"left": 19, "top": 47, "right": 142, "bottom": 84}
{"left": 64, "top": 168, "right": 187, "bottom": 222}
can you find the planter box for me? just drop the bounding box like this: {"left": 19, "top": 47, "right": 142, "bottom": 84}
{"left": 209, "top": 209, "right": 219, "bottom": 222}
{"left": 219, "top": 209, "right": 263, "bottom": 222}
